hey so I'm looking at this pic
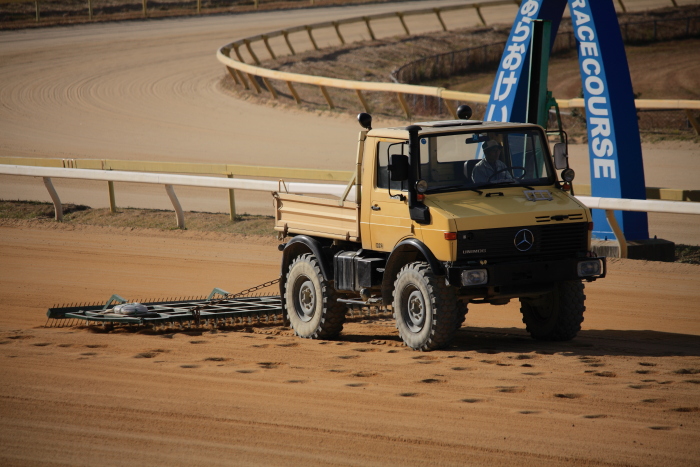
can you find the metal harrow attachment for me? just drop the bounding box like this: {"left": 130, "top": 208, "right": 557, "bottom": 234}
{"left": 44, "top": 279, "right": 283, "bottom": 330}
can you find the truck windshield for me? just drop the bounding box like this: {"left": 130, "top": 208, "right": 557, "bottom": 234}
{"left": 417, "top": 129, "right": 554, "bottom": 193}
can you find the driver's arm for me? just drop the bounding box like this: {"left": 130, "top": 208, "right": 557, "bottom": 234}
{"left": 498, "top": 160, "right": 513, "bottom": 179}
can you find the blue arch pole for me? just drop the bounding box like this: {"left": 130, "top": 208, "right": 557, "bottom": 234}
{"left": 486, "top": 0, "right": 649, "bottom": 241}
{"left": 485, "top": 0, "right": 567, "bottom": 123}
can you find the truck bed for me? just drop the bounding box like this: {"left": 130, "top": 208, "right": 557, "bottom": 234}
{"left": 273, "top": 192, "right": 359, "bottom": 242}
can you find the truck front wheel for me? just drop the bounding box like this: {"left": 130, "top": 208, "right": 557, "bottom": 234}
{"left": 392, "top": 262, "right": 464, "bottom": 351}
{"left": 285, "top": 253, "right": 346, "bottom": 339}
{"left": 520, "top": 280, "right": 585, "bottom": 341}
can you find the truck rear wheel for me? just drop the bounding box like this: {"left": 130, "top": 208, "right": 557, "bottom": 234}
{"left": 520, "top": 280, "right": 585, "bottom": 341}
{"left": 285, "top": 253, "right": 346, "bottom": 339}
{"left": 392, "top": 262, "right": 464, "bottom": 351}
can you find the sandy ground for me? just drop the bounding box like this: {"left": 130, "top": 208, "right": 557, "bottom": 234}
{"left": 1, "top": 1, "right": 700, "bottom": 465}
{"left": 1, "top": 221, "right": 699, "bottom": 466}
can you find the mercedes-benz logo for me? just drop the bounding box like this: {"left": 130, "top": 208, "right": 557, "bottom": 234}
{"left": 514, "top": 229, "right": 534, "bottom": 252}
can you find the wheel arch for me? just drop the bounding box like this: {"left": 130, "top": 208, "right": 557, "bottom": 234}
{"left": 279, "top": 236, "right": 332, "bottom": 325}
{"left": 381, "top": 238, "right": 444, "bottom": 306}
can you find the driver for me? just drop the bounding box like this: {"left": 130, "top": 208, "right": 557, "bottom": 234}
{"left": 471, "top": 140, "right": 513, "bottom": 183}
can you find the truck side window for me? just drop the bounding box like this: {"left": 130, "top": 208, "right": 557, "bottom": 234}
{"left": 376, "top": 141, "right": 407, "bottom": 191}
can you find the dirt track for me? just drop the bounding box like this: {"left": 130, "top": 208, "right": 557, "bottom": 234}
{"left": 1, "top": 1, "right": 699, "bottom": 464}
{"left": 1, "top": 221, "right": 699, "bottom": 466}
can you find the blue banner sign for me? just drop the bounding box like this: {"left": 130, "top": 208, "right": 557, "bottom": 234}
{"left": 486, "top": 0, "right": 566, "bottom": 123}
{"left": 486, "top": 0, "right": 649, "bottom": 241}
{"left": 567, "top": 0, "right": 648, "bottom": 241}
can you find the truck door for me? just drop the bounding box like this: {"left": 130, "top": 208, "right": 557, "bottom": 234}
{"left": 369, "top": 140, "right": 414, "bottom": 252}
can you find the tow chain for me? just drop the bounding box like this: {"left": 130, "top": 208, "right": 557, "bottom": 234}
{"left": 228, "top": 278, "right": 280, "bottom": 298}
{"left": 188, "top": 278, "right": 280, "bottom": 325}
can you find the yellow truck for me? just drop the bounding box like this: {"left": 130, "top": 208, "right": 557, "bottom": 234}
{"left": 274, "top": 107, "right": 606, "bottom": 351}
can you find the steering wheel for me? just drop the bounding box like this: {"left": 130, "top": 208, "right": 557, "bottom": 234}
{"left": 487, "top": 166, "right": 527, "bottom": 183}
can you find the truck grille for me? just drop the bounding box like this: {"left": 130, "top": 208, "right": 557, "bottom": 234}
{"left": 457, "top": 222, "right": 588, "bottom": 261}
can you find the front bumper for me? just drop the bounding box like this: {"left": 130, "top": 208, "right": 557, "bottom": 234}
{"left": 446, "top": 256, "right": 606, "bottom": 297}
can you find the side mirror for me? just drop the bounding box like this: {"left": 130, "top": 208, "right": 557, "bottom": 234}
{"left": 553, "top": 143, "right": 568, "bottom": 170}
{"left": 389, "top": 154, "right": 409, "bottom": 181}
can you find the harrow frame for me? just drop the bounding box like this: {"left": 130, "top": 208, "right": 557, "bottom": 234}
{"left": 45, "top": 284, "right": 283, "bottom": 329}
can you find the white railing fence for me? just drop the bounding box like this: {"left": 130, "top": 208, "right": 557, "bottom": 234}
{"left": 2, "top": 165, "right": 699, "bottom": 258}
{"left": 0, "top": 165, "right": 356, "bottom": 229}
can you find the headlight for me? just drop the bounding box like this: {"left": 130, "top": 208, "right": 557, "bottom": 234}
{"left": 461, "top": 269, "right": 488, "bottom": 286}
{"left": 415, "top": 179, "right": 428, "bottom": 193}
{"left": 577, "top": 260, "right": 602, "bottom": 277}
{"left": 562, "top": 168, "right": 576, "bottom": 182}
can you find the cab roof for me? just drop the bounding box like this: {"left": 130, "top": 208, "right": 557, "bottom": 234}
{"left": 366, "top": 120, "right": 543, "bottom": 139}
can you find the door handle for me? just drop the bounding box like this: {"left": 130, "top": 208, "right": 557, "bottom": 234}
{"left": 371, "top": 205, "right": 381, "bottom": 211}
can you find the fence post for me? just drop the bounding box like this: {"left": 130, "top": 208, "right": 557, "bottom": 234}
{"left": 247, "top": 74, "right": 262, "bottom": 93}
{"left": 244, "top": 39, "right": 261, "bottom": 65}
{"left": 230, "top": 67, "right": 249, "bottom": 90}
{"left": 42, "top": 177, "right": 63, "bottom": 221}
{"left": 227, "top": 174, "right": 236, "bottom": 222}
{"left": 396, "top": 13, "right": 410, "bottom": 35}
{"left": 363, "top": 17, "right": 376, "bottom": 40}
{"left": 165, "top": 185, "right": 185, "bottom": 230}
{"left": 262, "top": 35, "right": 276, "bottom": 60}
{"left": 355, "top": 90, "right": 371, "bottom": 113}
{"left": 226, "top": 66, "right": 242, "bottom": 86}
{"left": 605, "top": 209, "right": 628, "bottom": 258}
{"left": 286, "top": 81, "right": 302, "bottom": 104}
{"left": 142, "top": 0, "right": 147, "bottom": 17}
{"left": 434, "top": 9, "right": 447, "bottom": 31}
{"left": 262, "top": 78, "right": 279, "bottom": 99}
{"left": 236, "top": 69, "right": 250, "bottom": 90}
{"left": 197, "top": 0, "right": 201, "bottom": 14}
{"left": 306, "top": 26, "right": 319, "bottom": 50}
{"left": 35, "top": 1, "right": 39, "bottom": 22}
{"left": 88, "top": 0, "right": 92, "bottom": 20}
{"left": 474, "top": 5, "right": 486, "bottom": 26}
{"left": 282, "top": 31, "right": 296, "bottom": 55}
{"left": 443, "top": 99, "right": 458, "bottom": 119}
{"left": 319, "top": 86, "right": 334, "bottom": 109}
{"left": 333, "top": 22, "right": 345, "bottom": 44}
{"left": 231, "top": 43, "right": 245, "bottom": 62}
{"left": 396, "top": 93, "right": 411, "bottom": 119}
{"left": 686, "top": 110, "right": 700, "bottom": 135}
{"left": 108, "top": 181, "right": 117, "bottom": 213}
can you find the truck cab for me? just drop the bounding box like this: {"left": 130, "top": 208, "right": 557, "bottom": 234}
{"left": 274, "top": 109, "right": 605, "bottom": 351}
